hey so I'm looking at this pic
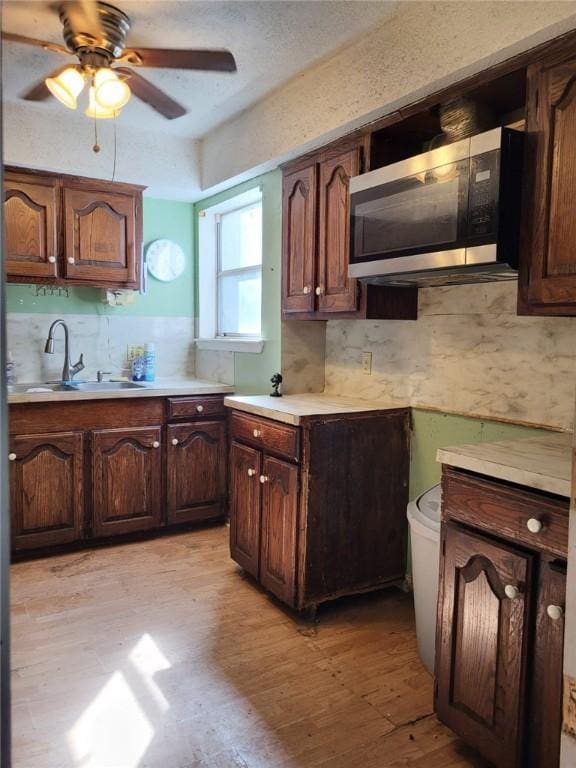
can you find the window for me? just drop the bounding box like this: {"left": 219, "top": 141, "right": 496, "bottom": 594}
{"left": 197, "top": 187, "right": 264, "bottom": 348}
{"left": 217, "top": 201, "right": 262, "bottom": 336}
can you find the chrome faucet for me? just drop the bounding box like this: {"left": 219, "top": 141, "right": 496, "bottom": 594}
{"left": 44, "top": 319, "right": 85, "bottom": 382}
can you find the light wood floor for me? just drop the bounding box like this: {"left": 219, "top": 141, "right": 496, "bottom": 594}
{"left": 11, "top": 525, "right": 486, "bottom": 768}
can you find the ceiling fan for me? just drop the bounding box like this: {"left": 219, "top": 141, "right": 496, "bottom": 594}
{"left": 2, "top": 0, "right": 237, "bottom": 120}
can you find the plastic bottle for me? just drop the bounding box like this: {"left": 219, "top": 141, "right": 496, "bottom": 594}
{"left": 143, "top": 342, "right": 156, "bottom": 382}
{"left": 131, "top": 355, "right": 145, "bottom": 382}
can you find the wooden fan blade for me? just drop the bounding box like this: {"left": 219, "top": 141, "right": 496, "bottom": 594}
{"left": 2, "top": 32, "right": 70, "bottom": 55}
{"left": 22, "top": 66, "right": 69, "bottom": 101}
{"left": 115, "top": 67, "right": 187, "bottom": 120}
{"left": 121, "top": 48, "right": 237, "bottom": 73}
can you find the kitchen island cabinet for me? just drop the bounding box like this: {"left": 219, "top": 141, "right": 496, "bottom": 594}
{"left": 226, "top": 395, "right": 411, "bottom": 611}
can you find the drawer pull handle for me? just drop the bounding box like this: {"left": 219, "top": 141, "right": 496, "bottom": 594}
{"left": 259, "top": 475, "right": 268, "bottom": 484}
{"left": 247, "top": 468, "right": 256, "bottom": 477}
{"left": 547, "top": 604, "right": 564, "bottom": 621}
{"left": 526, "top": 518, "right": 543, "bottom": 534}
{"left": 196, "top": 405, "right": 204, "bottom": 413}
{"left": 48, "top": 256, "right": 56, "bottom": 264}
{"left": 504, "top": 585, "right": 520, "bottom": 600}
{"left": 303, "top": 285, "right": 311, "bottom": 295}
{"left": 253, "top": 429, "right": 262, "bottom": 438}
{"left": 171, "top": 438, "right": 179, "bottom": 446}
{"left": 152, "top": 441, "right": 160, "bottom": 449}
{"left": 315, "top": 286, "right": 323, "bottom": 296}
{"left": 8, "top": 453, "right": 16, "bottom": 462}
{"left": 67, "top": 257, "right": 74, "bottom": 264}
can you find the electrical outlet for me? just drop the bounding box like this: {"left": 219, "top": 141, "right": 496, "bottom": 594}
{"left": 361, "top": 351, "right": 372, "bottom": 375}
{"left": 127, "top": 345, "right": 144, "bottom": 362}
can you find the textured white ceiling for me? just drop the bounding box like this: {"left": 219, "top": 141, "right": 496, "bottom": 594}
{"left": 2, "top": 0, "right": 397, "bottom": 139}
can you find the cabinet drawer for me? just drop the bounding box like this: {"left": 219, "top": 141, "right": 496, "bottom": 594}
{"left": 230, "top": 411, "right": 299, "bottom": 462}
{"left": 442, "top": 468, "right": 569, "bottom": 559}
{"left": 167, "top": 396, "right": 226, "bottom": 420}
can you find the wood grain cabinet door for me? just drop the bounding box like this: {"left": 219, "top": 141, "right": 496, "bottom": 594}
{"left": 4, "top": 173, "right": 59, "bottom": 280}
{"left": 63, "top": 185, "right": 139, "bottom": 286}
{"left": 229, "top": 441, "right": 262, "bottom": 579}
{"left": 528, "top": 559, "right": 566, "bottom": 768}
{"left": 260, "top": 456, "right": 299, "bottom": 607}
{"left": 317, "top": 146, "right": 361, "bottom": 313}
{"left": 282, "top": 164, "right": 317, "bottom": 314}
{"left": 167, "top": 421, "right": 226, "bottom": 525}
{"left": 436, "top": 525, "right": 533, "bottom": 768}
{"left": 521, "top": 54, "right": 576, "bottom": 311}
{"left": 91, "top": 426, "right": 162, "bottom": 537}
{"left": 9, "top": 432, "right": 83, "bottom": 551}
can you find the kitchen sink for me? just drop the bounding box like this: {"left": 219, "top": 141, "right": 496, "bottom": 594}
{"left": 69, "top": 381, "right": 147, "bottom": 391}
{"left": 7, "top": 382, "right": 77, "bottom": 393}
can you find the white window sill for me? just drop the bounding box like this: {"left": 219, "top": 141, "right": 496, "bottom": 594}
{"left": 194, "top": 338, "right": 265, "bottom": 354}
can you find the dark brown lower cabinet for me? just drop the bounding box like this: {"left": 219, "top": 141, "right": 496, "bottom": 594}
{"left": 260, "top": 456, "right": 299, "bottom": 606}
{"left": 9, "top": 431, "right": 84, "bottom": 550}
{"left": 436, "top": 467, "right": 568, "bottom": 768}
{"left": 92, "top": 426, "right": 163, "bottom": 537}
{"left": 229, "top": 441, "right": 262, "bottom": 578}
{"left": 166, "top": 421, "right": 226, "bottom": 525}
{"left": 228, "top": 407, "right": 410, "bottom": 610}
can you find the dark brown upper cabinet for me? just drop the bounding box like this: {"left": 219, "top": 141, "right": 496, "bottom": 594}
{"left": 4, "top": 167, "right": 144, "bottom": 290}
{"left": 281, "top": 141, "right": 418, "bottom": 321}
{"left": 519, "top": 42, "right": 576, "bottom": 315}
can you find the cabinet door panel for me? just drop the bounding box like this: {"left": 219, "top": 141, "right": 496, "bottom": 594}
{"left": 260, "top": 456, "right": 298, "bottom": 606}
{"left": 10, "top": 432, "right": 83, "bottom": 550}
{"left": 167, "top": 421, "right": 226, "bottom": 525}
{"left": 282, "top": 164, "right": 317, "bottom": 314}
{"left": 63, "top": 186, "right": 138, "bottom": 285}
{"left": 229, "top": 441, "right": 261, "bottom": 578}
{"left": 92, "top": 426, "right": 162, "bottom": 537}
{"left": 529, "top": 559, "right": 566, "bottom": 768}
{"left": 521, "top": 55, "right": 576, "bottom": 310}
{"left": 436, "top": 525, "right": 533, "bottom": 768}
{"left": 317, "top": 147, "right": 361, "bottom": 313}
{"left": 4, "top": 174, "right": 59, "bottom": 279}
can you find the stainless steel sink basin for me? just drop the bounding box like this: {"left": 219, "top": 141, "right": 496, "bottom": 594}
{"left": 7, "top": 382, "right": 77, "bottom": 394}
{"left": 69, "top": 381, "right": 147, "bottom": 391}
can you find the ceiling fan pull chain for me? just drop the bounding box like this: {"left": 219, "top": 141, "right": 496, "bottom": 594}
{"left": 92, "top": 113, "right": 100, "bottom": 154}
{"left": 111, "top": 113, "right": 118, "bottom": 182}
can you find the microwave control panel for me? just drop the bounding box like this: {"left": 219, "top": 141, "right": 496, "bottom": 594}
{"left": 467, "top": 150, "right": 500, "bottom": 239}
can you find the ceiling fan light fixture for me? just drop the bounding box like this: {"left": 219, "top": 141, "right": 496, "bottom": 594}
{"left": 45, "top": 66, "right": 85, "bottom": 110}
{"left": 85, "top": 86, "right": 120, "bottom": 119}
{"left": 93, "top": 68, "right": 131, "bottom": 110}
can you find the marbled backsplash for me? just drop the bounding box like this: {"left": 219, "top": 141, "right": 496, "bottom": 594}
{"left": 6, "top": 313, "right": 195, "bottom": 382}
{"left": 324, "top": 282, "right": 576, "bottom": 431}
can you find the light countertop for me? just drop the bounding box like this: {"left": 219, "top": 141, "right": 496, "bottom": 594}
{"left": 8, "top": 378, "right": 234, "bottom": 405}
{"left": 437, "top": 432, "right": 573, "bottom": 498}
{"left": 224, "top": 393, "right": 409, "bottom": 426}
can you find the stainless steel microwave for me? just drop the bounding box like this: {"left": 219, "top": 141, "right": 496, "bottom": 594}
{"left": 348, "top": 127, "right": 524, "bottom": 287}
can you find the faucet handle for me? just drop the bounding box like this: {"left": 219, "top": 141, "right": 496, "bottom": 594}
{"left": 70, "top": 353, "right": 85, "bottom": 378}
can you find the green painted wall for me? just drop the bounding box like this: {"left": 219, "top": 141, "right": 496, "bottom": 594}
{"left": 409, "top": 409, "right": 554, "bottom": 500}
{"left": 5, "top": 198, "right": 195, "bottom": 317}
{"left": 194, "top": 170, "right": 282, "bottom": 394}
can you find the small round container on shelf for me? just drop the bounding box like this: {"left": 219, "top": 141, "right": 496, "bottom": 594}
{"left": 407, "top": 484, "right": 442, "bottom": 675}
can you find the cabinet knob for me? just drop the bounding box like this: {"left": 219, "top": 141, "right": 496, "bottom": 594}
{"left": 8, "top": 453, "right": 16, "bottom": 462}
{"left": 526, "top": 518, "right": 543, "bottom": 534}
{"left": 196, "top": 404, "right": 204, "bottom": 413}
{"left": 253, "top": 429, "right": 262, "bottom": 438}
{"left": 67, "top": 257, "right": 74, "bottom": 265}
{"left": 259, "top": 475, "right": 269, "bottom": 484}
{"left": 547, "top": 604, "right": 564, "bottom": 621}
{"left": 152, "top": 440, "right": 160, "bottom": 449}
{"left": 171, "top": 438, "right": 179, "bottom": 446}
{"left": 48, "top": 256, "right": 56, "bottom": 264}
{"left": 315, "top": 286, "right": 323, "bottom": 296}
{"left": 247, "top": 468, "right": 256, "bottom": 477}
{"left": 303, "top": 286, "right": 311, "bottom": 295}
{"left": 504, "top": 584, "right": 520, "bottom": 600}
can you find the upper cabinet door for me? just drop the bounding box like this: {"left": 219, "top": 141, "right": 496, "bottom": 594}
{"left": 4, "top": 173, "right": 59, "bottom": 279}
{"left": 317, "top": 146, "right": 361, "bottom": 313}
{"left": 282, "top": 164, "right": 317, "bottom": 314}
{"left": 521, "top": 54, "right": 576, "bottom": 312}
{"left": 63, "top": 185, "right": 140, "bottom": 286}
{"left": 436, "top": 525, "right": 533, "bottom": 768}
